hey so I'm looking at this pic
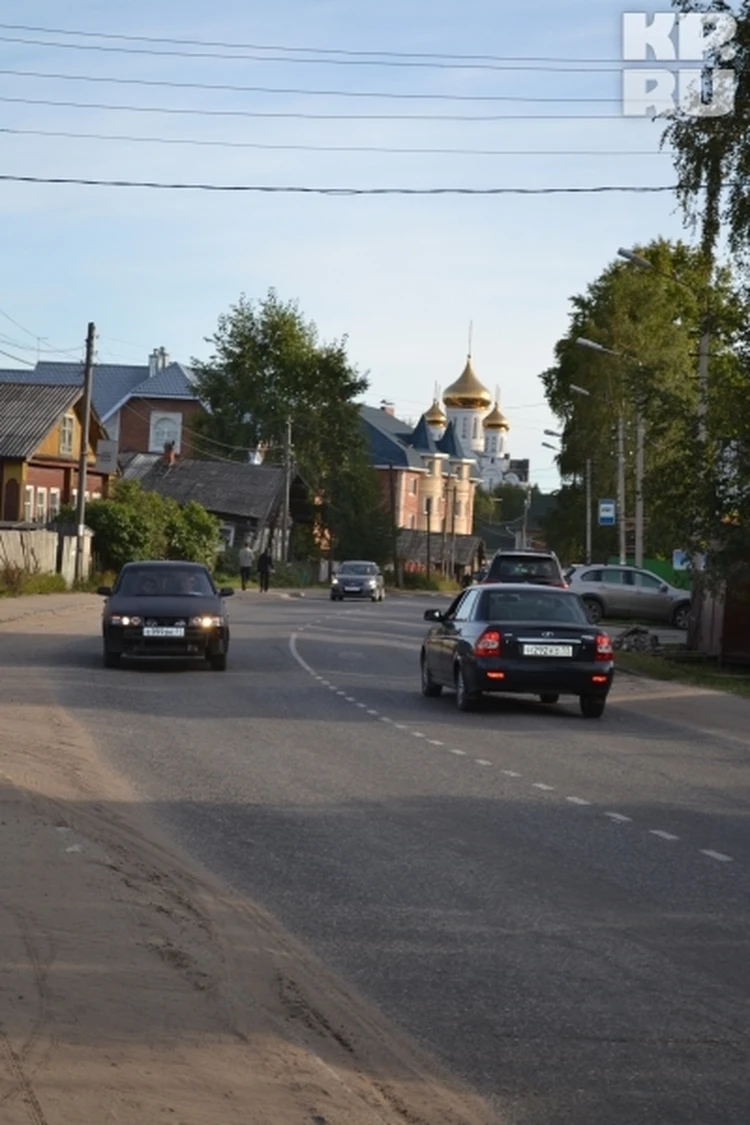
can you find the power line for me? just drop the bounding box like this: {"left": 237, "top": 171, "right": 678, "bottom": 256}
{"left": 0, "top": 94, "right": 638, "bottom": 120}
{"left": 0, "top": 67, "right": 632, "bottom": 103}
{"left": 0, "top": 345, "right": 35, "bottom": 366}
{"left": 0, "top": 22, "right": 674, "bottom": 64}
{"left": 0, "top": 127, "right": 671, "bottom": 157}
{"left": 0, "top": 175, "right": 681, "bottom": 194}
{"left": 0, "top": 32, "right": 651, "bottom": 71}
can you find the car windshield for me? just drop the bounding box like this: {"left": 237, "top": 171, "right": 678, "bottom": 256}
{"left": 116, "top": 567, "right": 215, "bottom": 597}
{"left": 481, "top": 589, "right": 587, "bottom": 623}
{"left": 488, "top": 557, "right": 560, "bottom": 581}
{"left": 338, "top": 564, "right": 376, "bottom": 576}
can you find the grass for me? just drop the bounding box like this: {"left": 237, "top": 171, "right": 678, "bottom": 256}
{"left": 615, "top": 648, "right": 750, "bottom": 699}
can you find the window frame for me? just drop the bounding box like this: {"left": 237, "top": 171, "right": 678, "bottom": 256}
{"left": 59, "top": 414, "right": 75, "bottom": 456}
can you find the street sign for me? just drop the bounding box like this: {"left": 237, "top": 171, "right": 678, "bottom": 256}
{"left": 95, "top": 439, "right": 118, "bottom": 473}
{"left": 598, "top": 499, "right": 616, "bottom": 526}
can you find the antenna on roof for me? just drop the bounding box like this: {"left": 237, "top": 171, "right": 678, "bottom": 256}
{"left": 468, "top": 320, "right": 473, "bottom": 358}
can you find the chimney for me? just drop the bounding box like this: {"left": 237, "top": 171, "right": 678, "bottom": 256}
{"left": 380, "top": 400, "right": 395, "bottom": 416}
{"left": 158, "top": 346, "right": 169, "bottom": 370}
{"left": 148, "top": 349, "right": 159, "bottom": 377}
{"left": 163, "top": 441, "right": 176, "bottom": 466}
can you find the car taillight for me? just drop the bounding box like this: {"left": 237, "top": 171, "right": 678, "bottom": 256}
{"left": 595, "top": 632, "right": 612, "bottom": 661}
{"left": 475, "top": 629, "right": 502, "bottom": 656}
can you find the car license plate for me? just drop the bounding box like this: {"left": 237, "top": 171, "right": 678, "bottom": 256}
{"left": 523, "top": 644, "right": 573, "bottom": 657}
{"left": 143, "top": 626, "right": 185, "bottom": 638}
{"left": 344, "top": 586, "right": 359, "bottom": 592}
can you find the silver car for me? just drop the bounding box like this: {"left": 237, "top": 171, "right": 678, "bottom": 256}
{"left": 331, "top": 560, "right": 385, "bottom": 602}
{"left": 566, "top": 564, "right": 691, "bottom": 629}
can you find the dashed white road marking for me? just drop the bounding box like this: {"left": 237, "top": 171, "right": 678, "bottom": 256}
{"left": 650, "top": 829, "right": 679, "bottom": 841}
{"left": 700, "top": 850, "right": 733, "bottom": 863}
{"left": 394, "top": 723, "right": 408, "bottom": 730}
{"left": 428, "top": 739, "right": 444, "bottom": 746}
{"left": 337, "top": 690, "right": 346, "bottom": 696}
{"left": 476, "top": 758, "right": 492, "bottom": 766}
{"left": 380, "top": 716, "right": 393, "bottom": 723}
{"left": 367, "top": 709, "right": 379, "bottom": 716}
{"left": 412, "top": 731, "right": 426, "bottom": 738}
{"left": 566, "top": 796, "right": 591, "bottom": 806}
{"left": 345, "top": 696, "right": 356, "bottom": 702}
{"left": 605, "top": 812, "right": 632, "bottom": 823}
{"left": 450, "top": 748, "right": 466, "bottom": 756}
{"left": 356, "top": 702, "right": 367, "bottom": 709}
{"left": 502, "top": 769, "right": 521, "bottom": 777}
{"left": 533, "top": 783, "right": 554, "bottom": 791}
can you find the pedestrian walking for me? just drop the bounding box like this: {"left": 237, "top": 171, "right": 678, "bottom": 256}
{"left": 238, "top": 542, "right": 254, "bottom": 591}
{"left": 257, "top": 549, "right": 273, "bottom": 593}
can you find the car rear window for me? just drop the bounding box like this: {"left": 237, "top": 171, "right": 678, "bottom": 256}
{"left": 487, "top": 556, "right": 561, "bottom": 582}
{"left": 480, "top": 589, "right": 587, "bottom": 623}
{"left": 117, "top": 567, "right": 214, "bottom": 597}
{"left": 338, "top": 563, "right": 376, "bottom": 575}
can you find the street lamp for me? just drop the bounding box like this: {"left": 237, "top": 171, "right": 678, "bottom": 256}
{"left": 541, "top": 441, "right": 559, "bottom": 451}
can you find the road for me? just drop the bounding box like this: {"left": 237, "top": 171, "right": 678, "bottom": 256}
{"left": 17, "top": 590, "right": 750, "bottom": 1124}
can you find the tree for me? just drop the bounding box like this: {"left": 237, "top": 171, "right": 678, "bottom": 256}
{"left": 189, "top": 289, "right": 379, "bottom": 557}
{"left": 540, "top": 238, "right": 748, "bottom": 575}
{"left": 663, "top": 1, "right": 750, "bottom": 264}
{"left": 473, "top": 482, "right": 536, "bottom": 534}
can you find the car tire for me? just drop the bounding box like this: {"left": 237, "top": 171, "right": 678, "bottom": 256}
{"left": 210, "top": 653, "right": 227, "bottom": 671}
{"left": 582, "top": 597, "right": 603, "bottom": 624}
{"left": 580, "top": 695, "right": 606, "bottom": 719}
{"left": 455, "top": 664, "right": 479, "bottom": 711}
{"left": 673, "top": 603, "right": 691, "bottom": 631}
{"left": 539, "top": 694, "right": 560, "bottom": 705}
{"left": 102, "top": 648, "right": 120, "bottom": 668}
{"left": 421, "top": 652, "right": 442, "bottom": 697}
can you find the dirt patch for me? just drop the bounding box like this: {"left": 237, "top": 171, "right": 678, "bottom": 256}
{"left": 0, "top": 607, "right": 500, "bottom": 1124}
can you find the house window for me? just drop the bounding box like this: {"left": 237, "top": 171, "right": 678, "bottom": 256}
{"left": 455, "top": 500, "right": 463, "bottom": 517}
{"left": 23, "top": 485, "right": 34, "bottom": 521}
{"left": 473, "top": 418, "right": 478, "bottom": 438}
{"left": 35, "top": 488, "right": 47, "bottom": 523}
{"left": 462, "top": 418, "right": 468, "bottom": 438}
{"left": 218, "top": 524, "right": 235, "bottom": 550}
{"left": 409, "top": 478, "right": 417, "bottom": 495}
{"left": 49, "top": 489, "right": 61, "bottom": 518}
{"left": 60, "top": 414, "right": 74, "bottom": 456}
{"left": 149, "top": 411, "right": 182, "bottom": 454}
{"left": 92, "top": 492, "right": 101, "bottom": 501}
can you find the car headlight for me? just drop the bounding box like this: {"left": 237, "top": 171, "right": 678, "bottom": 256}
{"left": 332, "top": 578, "right": 339, "bottom": 585}
{"left": 367, "top": 579, "right": 377, "bottom": 587}
{"left": 108, "top": 615, "right": 141, "bottom": 626}
{"left": 189, "top": 615, "right": 224, "bottom": 628}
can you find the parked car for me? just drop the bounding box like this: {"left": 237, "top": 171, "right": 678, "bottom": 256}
{"left": 420, "top": 583, "right": 613, "bottom": 717}
{"left": 482, "top": 549, "right": 567, "bottom": 587}
{"left": 98, "top": 561, "right": 234, "bottom": 670}
{"left": 331, "top": 560, "right": 385, "bottom": 601}
{"left": 565, "top": 564, "right": 691, "bottom": 629}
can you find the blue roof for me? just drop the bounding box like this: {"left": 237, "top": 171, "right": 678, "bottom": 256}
{"left": 0, "top": 359, "right": 197, "bottom": 420}
{"left": 408, "top": 415, "right": 438, "bottom": 454}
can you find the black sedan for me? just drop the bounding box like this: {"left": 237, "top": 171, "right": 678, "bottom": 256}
{"left": 420, "top": 583, "right": 614, "bottom": 717}
{"left": 98, "top": 561, "right": 234, "bottom": 670}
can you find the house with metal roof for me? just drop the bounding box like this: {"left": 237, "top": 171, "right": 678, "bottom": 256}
{"left": 0, "top": 347, "right": 204, "bottom": 459}
{"left": 0, "top": 382, "right": 114, "bottom": 523}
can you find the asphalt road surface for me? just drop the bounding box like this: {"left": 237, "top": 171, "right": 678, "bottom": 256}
{"left": 22, "top": 591, "right": 750, "bottom": 1124}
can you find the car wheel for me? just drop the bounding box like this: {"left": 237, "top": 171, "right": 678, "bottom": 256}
{"left": 102, "top": 648, "right": 120, "bottom": 668}
{"left": 580, "top": 695, "right": 606, "bottom": 719}
{"left": 673, "top": 603, "right": 690, "bottom": 631}
{"left": 582, "top": 597, "right": 603, "bottom": 624}
{"left": 210, "top": 653, "right": 227, "bottom": 671}
{"left": 421, "top": 652, "right": 442, "bottom": 697}
{"left": 539, "top": 694, "right": 559, "bottom": 705}
{"left": 455, "top": 663, "right": 479, "bottom": 711}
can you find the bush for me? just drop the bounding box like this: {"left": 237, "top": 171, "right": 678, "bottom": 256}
{"left": 401, "top": 570, "right": 460, "bottom": 592}
{"left": 0, "top": 560, "right": 67, "bottom": 598}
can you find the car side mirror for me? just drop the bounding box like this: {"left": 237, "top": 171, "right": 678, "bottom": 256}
{"left": 424, "top": 608, "right": 443, "bottom": 622}
{"left": 660, "top": 583, "right": 668, "bottom": 593}
{"left": 97, "top": 586, "right": 112, "bottom": 596}
{"left": 220, "top": 587, "right": 235, "bottom": 597}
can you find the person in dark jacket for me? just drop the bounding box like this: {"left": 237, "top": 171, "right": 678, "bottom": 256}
{"left": 257, "top": 549, "right": 273, "bottom": 592}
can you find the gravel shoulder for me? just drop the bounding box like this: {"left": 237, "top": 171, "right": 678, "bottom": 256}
{"left": 0, "top": 603, "right": 498, "bottom": 1125}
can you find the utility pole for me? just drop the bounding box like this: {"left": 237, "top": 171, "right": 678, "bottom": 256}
{"left": 426, "top": 497, "right": 432, "bottom": 576}
{"left": 585, "top": 458, "right": 592, "bottom": 564}
{"left": 75, "top": 322, "right": 95, "bottom": 584}
{"left": 688, "top": 319, "right": 711, "bottom": 650}
{"left": 440, "top": 477, "right": 448, "bottom": 575}
{"left": 634, "top": 410, "right": 645, "bottom": 567}
{"left": 450, "top": 484, "right": 457, "bottom": 579}
{"left": 281, "top": 417, "right": 292, "bottom": 563}
{"left": 388, "top": 463, "right": 400, "bottom": 586}
{"left": 617, "top": 415, "right": 626, "bottom": 565}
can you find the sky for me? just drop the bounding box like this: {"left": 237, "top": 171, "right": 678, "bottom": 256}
{"left": 0, "top": 0, "right": 701, "bottom": 492}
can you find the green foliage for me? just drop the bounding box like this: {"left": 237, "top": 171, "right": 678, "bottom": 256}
{"left": 473, "top": 482, "right": 537, "bottom": 535}
{"left": 323, "top": 452, "right": 392, "bottom": 566}
{"left": 0, "top": 562, "right": 67, "bottom": 597}
{"left": 78, "top": 481, "right": 220, "bottom": 572}
{"left": 401, "top": 571, "right": 460, "bottom": 592}
{"left": 539, "top": 237, "right": 750, "bottom": 579}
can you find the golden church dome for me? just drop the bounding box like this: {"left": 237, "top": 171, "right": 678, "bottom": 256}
{"left": 483, "top": 402, "right": 510, "bottom": 431}
{"left": 442, "top": 356, "right": 492, "bottom": 410}
{"left": 424, "top": 398, "right": 447, "bottom": 425}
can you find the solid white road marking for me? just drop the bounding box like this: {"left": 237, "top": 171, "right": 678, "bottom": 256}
{"left": 566, "top": 796, "right": 591, "bottom": 806}
{"left": 533, "top": 783, "right": 554, "bottom": 791}
{"left": 700, "top": 850, "right": 733, "bottom": 862}
{"left": 605, "top": 812, "right": 632, "bottom": 823}
{"left": 650, "top": 829, "right": 679, "bottom": 841}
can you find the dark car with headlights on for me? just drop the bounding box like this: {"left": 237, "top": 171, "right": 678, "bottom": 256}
{"left": 420, "top": 583, "right": 613, "bottom": 717}
{"left": 98, "top": 561, "right": 234, "bottom": 670}
{"left": 331, "top": 560, "right": 385, "bottom": 601}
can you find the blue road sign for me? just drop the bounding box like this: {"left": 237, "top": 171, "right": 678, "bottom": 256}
{"left": 598, "top": 499, "right": 616, "bottom": 526}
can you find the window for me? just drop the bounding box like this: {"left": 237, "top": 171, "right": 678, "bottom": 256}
{"left": 23, "top": 485, "right": 34, "bottom": 522}
{"left": 455, "top": 588, "right": 481, "bottom": 620}
{"left": 455, "top": 501, "right": 463, "bottom": 517}
{"left": 35, "top": 488, "right": 47, "bottom": 523}
{"left": 115, "top": 565, "right": 214, "bottom": 598}
{"left": 581, "top": 569, "right": 602, "bottom": 582}
{"left": 149, "top": 412, "right": 182, "bottom": 454}
{"left": 481, "top": 589, "right": 587, "bottom": 624}
{"left": 472, "top": 418, "right": 478, "bottom": 438}
{"left": 462, "top": 418, "right": 468, "bottom": 438}
{"left": 634, "top": 571, "right": 663, "bottom": 589}
{"left": 92, "top": 492, "right": 101, "bottom": 500}
{"left": 601, "top": 568, "right": 632, "bottom": 585}
{"left": 219, "top": 524, "right": 235, "bottom": 549}
{"left": 409, "top": 478, "right": 417, "bottom": 495}
{"left": 59, "top": 415, "right": 74, "bottom": 456}
{"left": 49, "top": 489, "right": 61, "bottom": 518}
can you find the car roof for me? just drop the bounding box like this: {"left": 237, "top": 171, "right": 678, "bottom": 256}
{"left": 339, "top": 559, "right": 377, "bottom": 565}
{"left": 121, "top": 560, "right": 208, "bottom": 570}
{"left": 477, "top": 582, "right": 576, "bottom": 595}
{"left": 491, "top": 549, "right": 556, "bottom": 556}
